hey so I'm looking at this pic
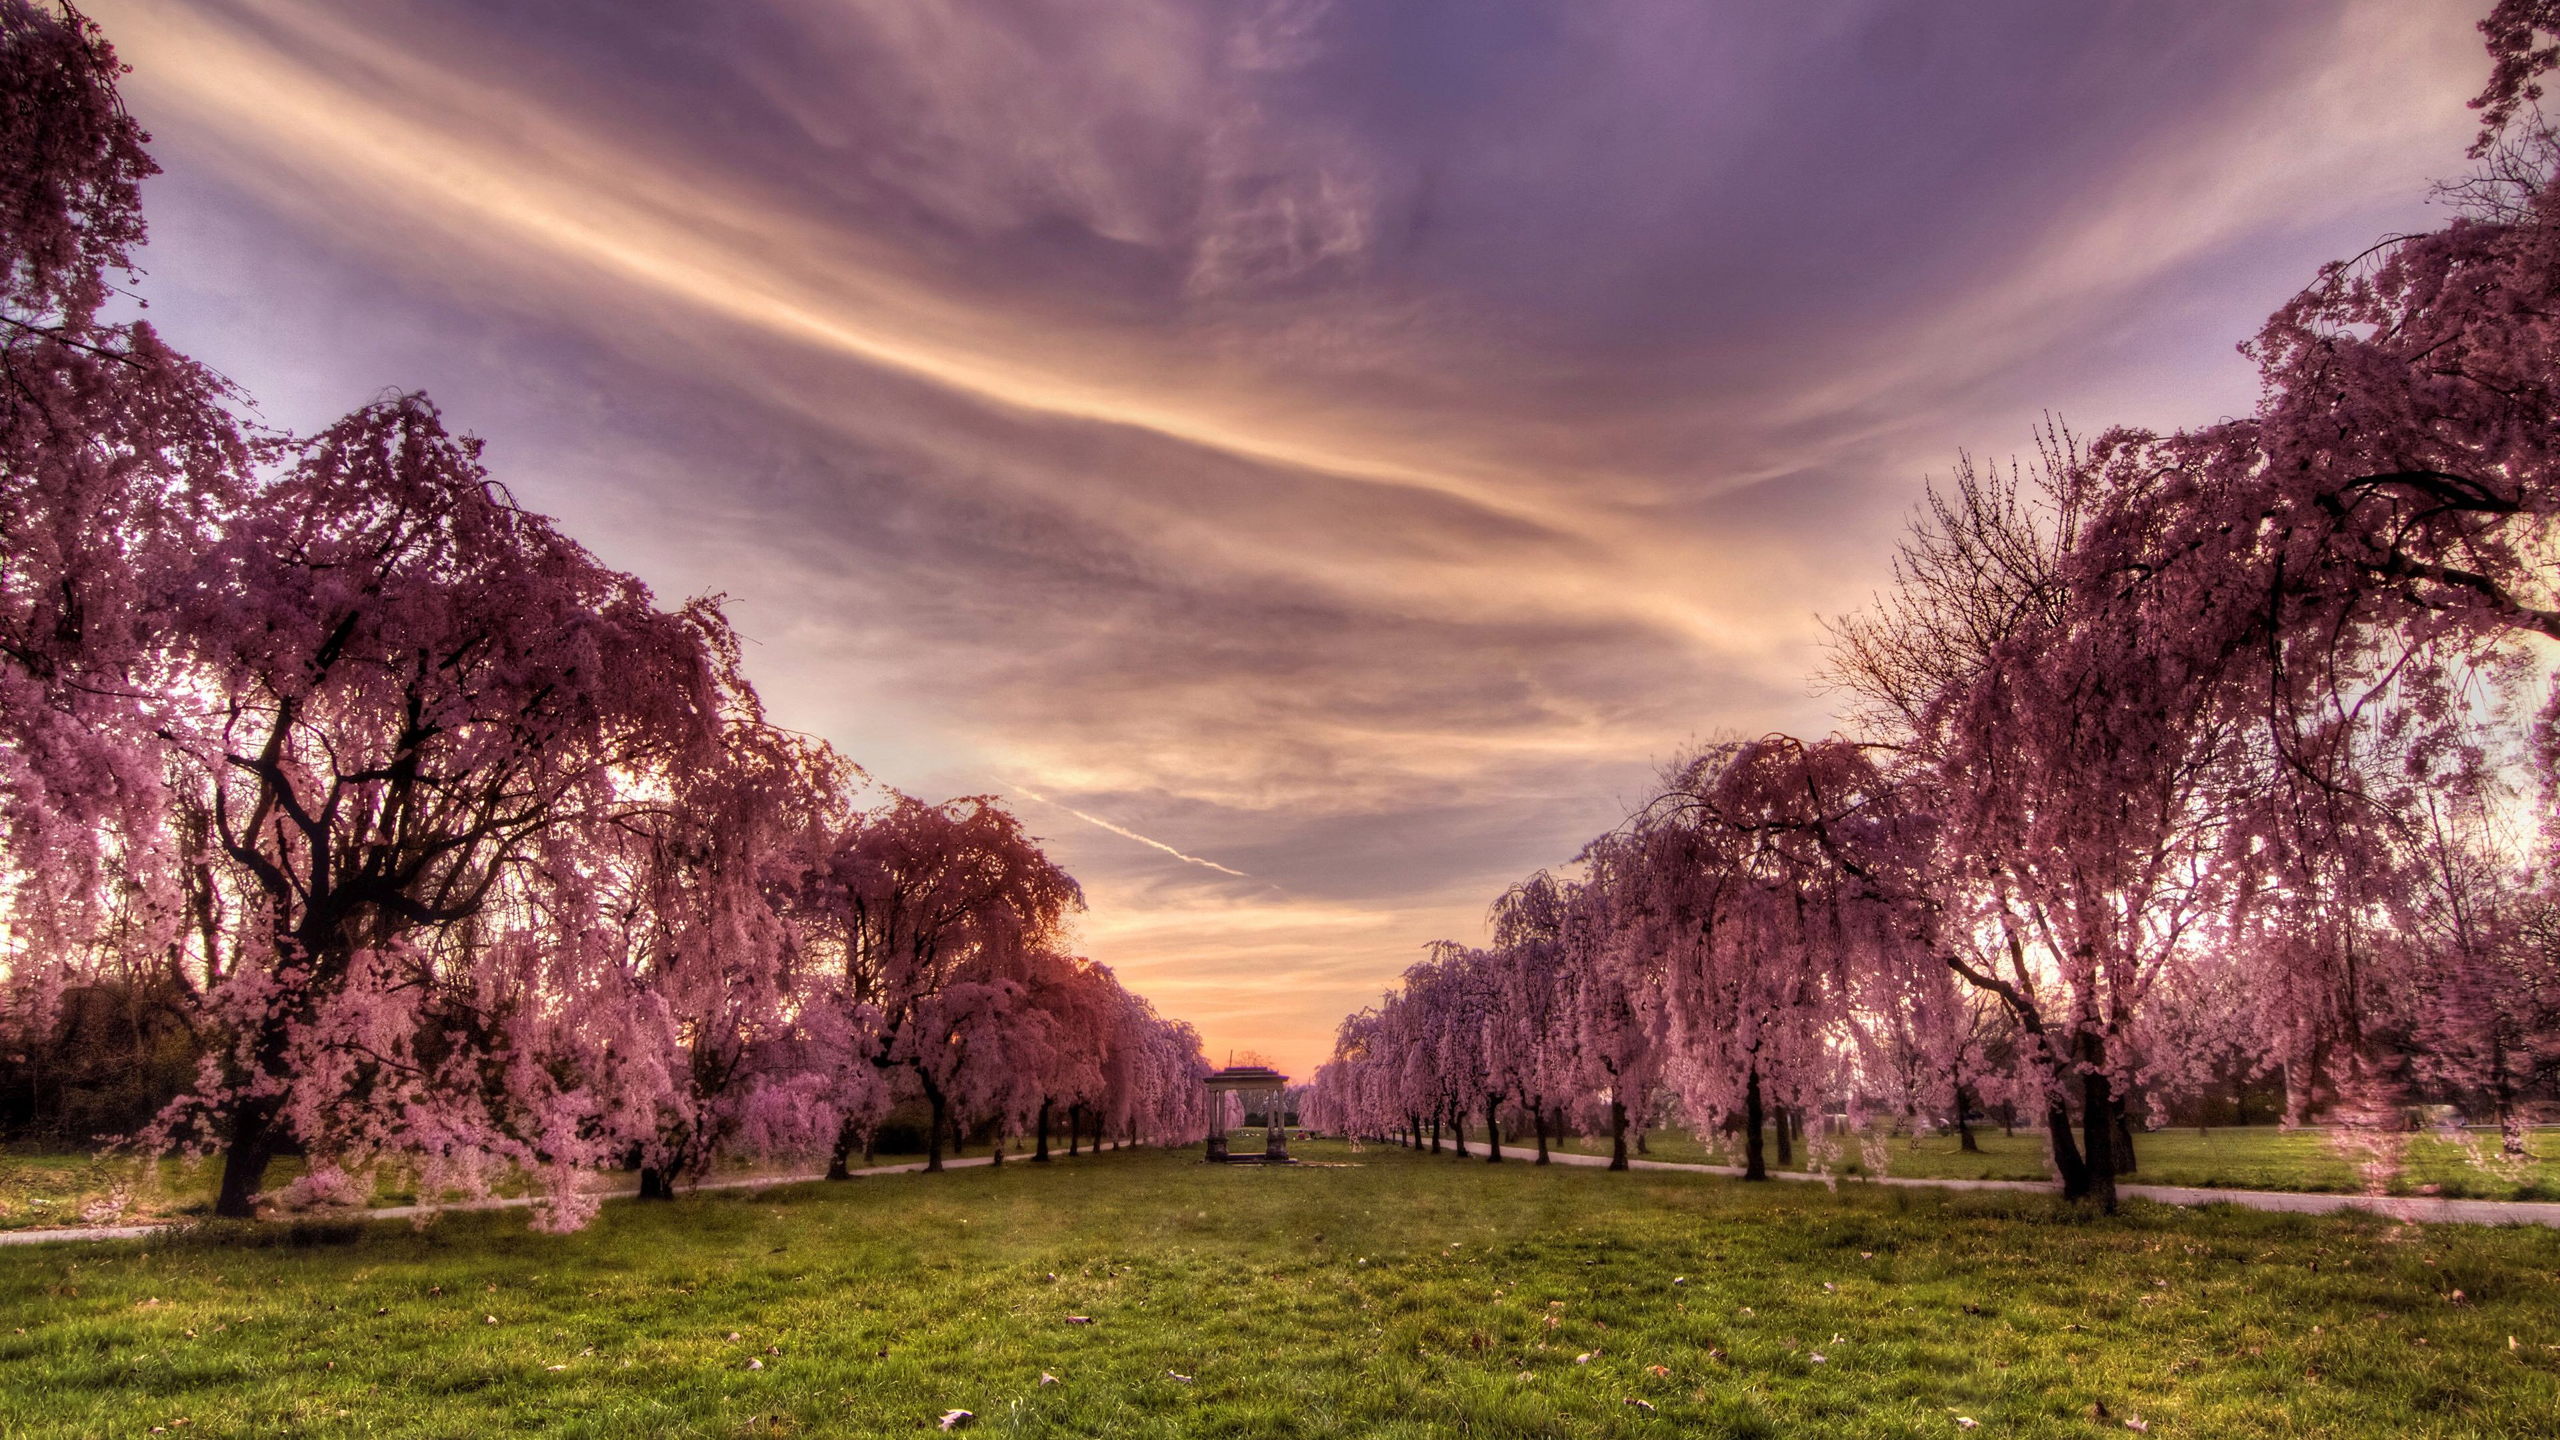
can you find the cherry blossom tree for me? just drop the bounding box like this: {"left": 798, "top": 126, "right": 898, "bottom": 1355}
{"left": 1630, "top": 739, "right": 1923, "bottom": 1181}
{"left": 1556, "top": 843, "right": 1667, "bottom": 1172}
{"left": 150, "top": 396, "right": 743, "bottom": 1219}
{"left": 1488, "top": 872, "right": 1583, "bottom": 1163}
{"left": 805, "top": 793, "right": 1081, "bottom": 1173}
{"left": 585, "top": 721, "right": 849, "bottom": 1200}
{"left": 0, "top": 0, "right": 250, "bottom": 970}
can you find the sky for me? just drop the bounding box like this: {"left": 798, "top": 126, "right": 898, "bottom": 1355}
{"left": 89, "top": 0, "right": 2491, "bottom": 1077}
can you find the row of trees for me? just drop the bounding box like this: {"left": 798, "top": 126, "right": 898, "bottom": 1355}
{"left": 0, "top": 2, "right": 1212, "bottom": 1228}
{"left": 1309, "top": 5, "right": 2560, "bottom": 1208}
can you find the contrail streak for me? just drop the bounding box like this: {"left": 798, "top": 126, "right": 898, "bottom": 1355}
{"left": 1010, "top": 784, "right": 1251, "bottom": 879}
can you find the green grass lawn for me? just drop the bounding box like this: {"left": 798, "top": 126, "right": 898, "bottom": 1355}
{"left": 2, "top": 1142, "right": 2556, "bottom": 1437}
{"left": 1543, "top": 1126, "right": 2560, "bottom": 1200}
{"left": 0, "top": 1147, "right": 933, "bottom": 1234}
{"left": 10, "top": 1125, "right": 2545, "bottom": 1237}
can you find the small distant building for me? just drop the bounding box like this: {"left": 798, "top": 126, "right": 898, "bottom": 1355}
{"left": 1203, "top": 1066, "right": 1294, "bottom": 1164}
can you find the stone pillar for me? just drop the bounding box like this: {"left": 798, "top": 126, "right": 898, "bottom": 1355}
{"left": 1265, "top": 1087, "right": 1290, "bottom": 1162}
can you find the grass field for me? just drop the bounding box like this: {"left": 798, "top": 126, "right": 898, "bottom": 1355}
{"left": 2, "top": 1142, "right": 2556, "bottom": 1437}
{"left": 0, "top": 1147, "right": 924, "bottom": 1234}
{"left": 9, "top": 1124, "right": 2549, "bottom": 1237}
{"left": 1543, "top": 1126, "right": 2560, "bottom": 1200}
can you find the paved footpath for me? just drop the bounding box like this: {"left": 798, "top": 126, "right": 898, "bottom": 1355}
{"left": 0, "top": 1152, "right": 1016, "bottom": 1248}
{"left": 1509, "top": 1143, "right": 2560, "bottom": 1227}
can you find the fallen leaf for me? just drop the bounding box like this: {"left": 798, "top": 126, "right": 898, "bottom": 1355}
{"left": 938, "top": 1409, "right": 973, "bottom": 1431}
{"left": 1648, "top": 1364, "right": 1671, "bottom": 1377}
{"left": 727, "top": 1332, "right": 743, "bottom": 1342}
{"left": 747, "top": 1359, "right": 763, "bottom": 1371}
{"left": 1671, "top": 1277, "right": 1686, "bottom": 1286}
{"left": 1957, "top": 1420, "right": 1979, "bottom": 1431}
{"left": 483, "top": 1316, "right": 497, "bottom": 1326}
{"left": 1575, "top": 1353, "right": 1594, "bottom": 1365}
{"left": 2125, "top": 1419, "right": 2150, "bottom": 1433}
{"left": 1066, "top": 1316, "right": 1093, "bottom": 1325}
{"left": 1039, "top": 1372, "right": 1059, "bottom": 1386}
{"left": 1624, "top": 1398, "right": 1657, "bottom": 1412}
{"left": 1810, "top": 1354, "right": 1827, "bottom": 1364}
{"left": 546, "top": 1364, "right": 566, "bottom": 1372}
{"left": 1168, "top": 1371, "right": 1193, "bottom": 1382}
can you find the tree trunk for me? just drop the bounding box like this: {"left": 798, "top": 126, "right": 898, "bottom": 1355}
{"left": 1484, "top": 1096, "right": 1503, "bottom": 1163}
{"left": 637, "top": 1165, "right": 676, "bottom": 1201}
{"left": 1743, "top": 1068, "right": 1768, "bottom": 1181}
{"left": 1955, "top": 1088, "right": 1980, "bottom": 1153}
{"left": 2081, "top": 1059, "right": 2117, "bottom": 1212}
{"left": 990, "top": 1127, "right": 1005, "bottom": 1166}
{"left": 1636, "top": 1126, "right": 1649, "bottom": 1156}
{"left": 1451, "top": 1104, "right": 1470, "bottom": 1157}
{"left": 1775, "top": 1104, "right": 1796, "bottom": 1166}
{"left": 827, "top": 1116, "right": 860, "bottom": 1181}
{"left": 1430, "top": 1111, "right": 1443, "bottom": 1154}
{"left": 1534, "top": 1105, "right": 1551, "bottom": 1165}
{"left": 1608, "top": 1097, "right": 1630, "bottom": 1171}
{"left": 1034, "top": 1100, "right": 1052, "bottom": 1161}
{"left": 2232, "top": 1074, "right": 2249, "bottom": 1129}
{"left": 2111, "top": 1095, "right": 2138, "bottom": 1173}
{"left": 214, "top": 1099, "right": 280, "bottom": 1220}
{"left": 2048, "top": 1099, "right": 2090, "bottom": 1199}
{"left": 925, "top": 1086, "right": 948, "bottom": 1173}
